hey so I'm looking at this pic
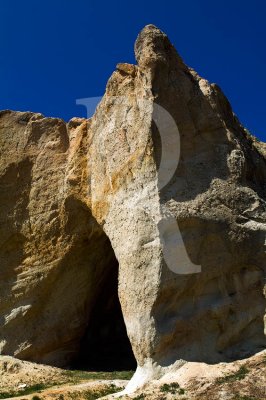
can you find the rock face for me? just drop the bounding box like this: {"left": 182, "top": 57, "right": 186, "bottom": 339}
{"left": 0, "top": 25, "right": 265, "bottom": 390}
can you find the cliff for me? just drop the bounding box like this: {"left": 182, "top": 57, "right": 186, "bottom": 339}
{"left": 0, "top": 25, "right": 265, "bottom": 393}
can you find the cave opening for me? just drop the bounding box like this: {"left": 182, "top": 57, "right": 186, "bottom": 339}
{"left": 71, "top": 240, "right": 136, "bottom": 372}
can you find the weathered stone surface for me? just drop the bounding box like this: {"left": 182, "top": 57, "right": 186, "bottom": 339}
{"left": 0, "top": 111, "right": 119, "bottom": 367}
{"left": 0, "top": 24, "right": 265, "bottom": 391}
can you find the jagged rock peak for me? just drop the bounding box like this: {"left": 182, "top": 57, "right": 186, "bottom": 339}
{"left": 134, "top": 24, "right": 184, "bottom": 69}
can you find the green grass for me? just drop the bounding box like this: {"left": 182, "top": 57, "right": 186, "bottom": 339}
{"left": 216, "top": 366, "right": 249, "bottom": 384}
{"left": 0, "top": 369, "right": 133, "bottom": 399}
{"left": 0, "top": 382, "right": 123, "bottom": 400}
{"left": 0, "top": 383, "right": 53, "bottom": 399}
{"left": 63, "top": 369, "right": 134, "bottom": 383}
{"left": 133, "top": 395, "right": 146, "bottom": 400}
{"left": 160, "top": 382, "right": 185, "bottom": 395}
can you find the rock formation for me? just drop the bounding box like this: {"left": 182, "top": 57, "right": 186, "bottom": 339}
{"left": 0, "top": 25, "right": 265, "bottom": 392}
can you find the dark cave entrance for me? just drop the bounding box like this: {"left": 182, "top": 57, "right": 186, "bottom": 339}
{"left": 71, "top": 245, "right": 136, "bottom": 372}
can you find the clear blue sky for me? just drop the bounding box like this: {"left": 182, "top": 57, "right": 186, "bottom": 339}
{"left": 1, "top": 0, "right": 265, "bottom": 141}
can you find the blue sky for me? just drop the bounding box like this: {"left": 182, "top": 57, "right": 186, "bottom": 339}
{"left": 1, "top": 0, "right": 265, "bottom": 141}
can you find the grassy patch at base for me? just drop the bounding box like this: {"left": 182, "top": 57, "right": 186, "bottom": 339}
{"left": 0, "top": 382, "right": 124, "bottom": 400}
{"left": 0, "top": 383, "right": 54, "bottom": 399}
{"left": 63, "top": 369, "right": 134, "bottom": 383}
{"left": 0, "top": 370, "right": 133, "bottom": 399}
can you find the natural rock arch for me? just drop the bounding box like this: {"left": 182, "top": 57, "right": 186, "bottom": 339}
{"left": 0, "top": 25, "right": 265, "bottom": 394}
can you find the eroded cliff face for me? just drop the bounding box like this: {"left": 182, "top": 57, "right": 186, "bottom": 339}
{"left": 0, "top": 111, "right": 135, "bottom": 368}
{"left": 0, "top": 25, "right": 265, "bottom": 390}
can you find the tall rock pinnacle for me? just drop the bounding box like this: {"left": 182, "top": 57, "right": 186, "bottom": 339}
{"left": 0, "top": 25, "right": 265, "bottom": 392}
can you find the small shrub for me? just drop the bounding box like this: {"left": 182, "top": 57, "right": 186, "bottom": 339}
{"left": 216, "top": 366, "right": 249, "bottom": 384}
{"left": 83, "top": 385, "right": 123, "bottom": 400}
{"left": 160, "top": 382, "right": 181, "bottom": 394}
{"left": 0, "top": 393, "right": 15, "bottom": 399}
